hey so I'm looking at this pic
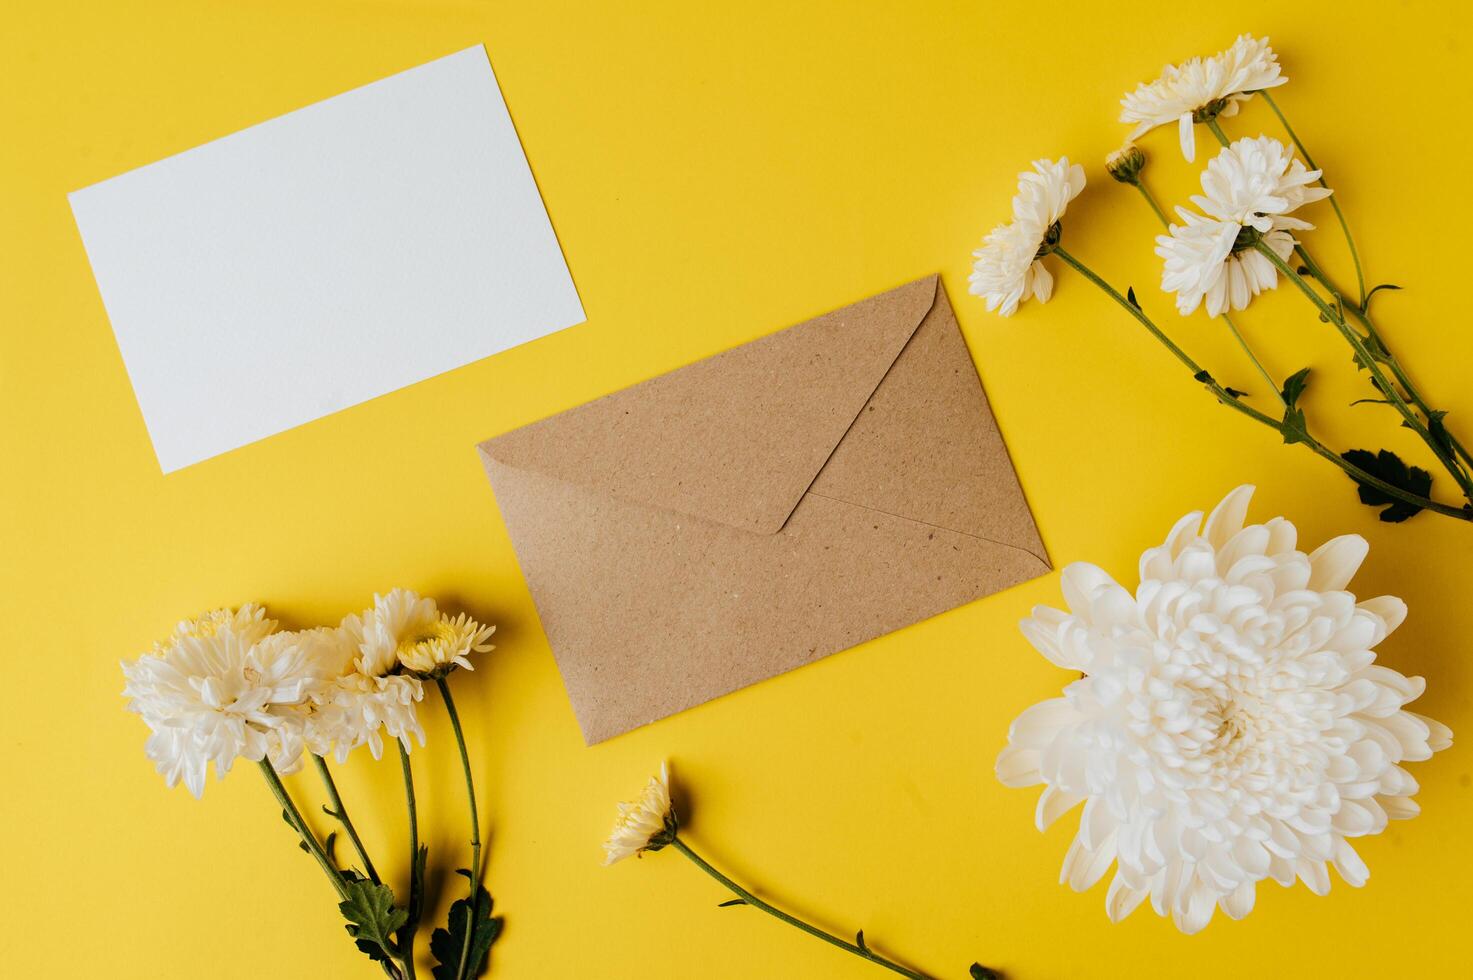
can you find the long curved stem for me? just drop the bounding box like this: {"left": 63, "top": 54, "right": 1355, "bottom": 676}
{"left": 670, "top": 838, "right": 932, "bottom": 979}
{"left": 1295, "top": 245, "right": 1473, "bottom": 474}
{"left": 312, "top": 754, "right": 381, "bottom": 885}
{"left": 397, "top": 744, "right": 421, "bottom": 980}
{"left": 1256, "top": 242, "right": 1473, "bottom": 502}
{"left": 1132, "top": 182, "right": 1282, "bottom": 406}
{"left": 1134, "top": 182, "right": 1170, "bottom": 226}
{"left": 260, "top": 759, "right": 349, "bottom": 898}
{"left": 436, "top": 677, "right": 484, "bottom": 980}
{"left": 1056, "top": 245, "right": 1471, "bottom": 522}
{"left": 1260, "top": 89, "right": 1365, "bottom": 306}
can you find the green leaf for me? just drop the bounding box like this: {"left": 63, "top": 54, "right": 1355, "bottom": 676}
{"left": 339, "top": 878, "right": 408, "bottom": 968}
{"left": 1193, "top": 369, "right": 1214, "bottom": 385}
{"left": 970, "top": 964, "right": 1001, "bottom": 980}
{"left": 1279, "top": 367, "right": 1311, "bottom": 445}
{"left": 1126, "top": 286, "right": 1141, "bottom": 309}
{"left": 856, "top": 930, "right": 868, "bottom": 953}
{"left": 430, "top": 870, "right": 504, "bottom": 980}
{"left": 1280, "top": 367, "right": 1311, "bottom": 408}
{"left": 1364, "top": 283, "right": 1401, "bottom": 311}
{"left": 324, "top": 831, "right": 338, "bottom": 865}
{"left": 1224, "top": 387, "right": 1248, "bottom": 399}
{"left": 1341, "top": 449, "right": 1433, "bottom": 523}
{"left": 716, "top": 899, "right": 745, "bottom": 908}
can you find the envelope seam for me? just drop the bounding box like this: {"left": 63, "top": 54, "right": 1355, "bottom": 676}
{"left": 804, "top": 490, "right": 1051, "bottom": 569}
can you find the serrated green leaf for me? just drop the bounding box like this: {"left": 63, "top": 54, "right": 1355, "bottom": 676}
{"left": 430, "top": 870, "right": 503, "bottom": 980}
{"left": 1341, "top": 449, "right": 1433, "bottom": 522}
{"left": 1280, "top": 367, "right": 1311, "bottom": 408}
{"left": 970, "top": 964, "right": 1000, "bottom": 980}
{"left": 340, "top": 878, "right": 408, "bottom": 968}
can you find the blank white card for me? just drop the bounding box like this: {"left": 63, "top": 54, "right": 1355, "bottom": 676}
{"left": 69, "top": 46, "right": 585, "bottom": 473}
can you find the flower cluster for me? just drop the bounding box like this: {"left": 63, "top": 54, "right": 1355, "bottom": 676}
{"left": 997, "top": 486, "right": 1451, "bottom": 933}
{"left": 967, "top": 158, "right": 1085, "bottom": 316}
{"left": 1157, "top": 135, "right": 1331, "bottom": 316}
{"left": 121, "top": 589, "right": 495, "bottom": 796}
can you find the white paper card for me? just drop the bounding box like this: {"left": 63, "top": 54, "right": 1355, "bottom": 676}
{"left": 69, "top": 46, "right": 585, "bottom": 473}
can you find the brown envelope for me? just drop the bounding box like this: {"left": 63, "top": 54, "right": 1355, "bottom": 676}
{"left": 478, "top": 275, "right": 1050, "bottom": 744}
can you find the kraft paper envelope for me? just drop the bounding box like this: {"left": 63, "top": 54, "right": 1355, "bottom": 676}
{"left": 478, "top": 276, "right": 1049, "bottom": 743}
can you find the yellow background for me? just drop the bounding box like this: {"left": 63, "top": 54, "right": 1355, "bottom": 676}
{"left": 3, "top": 1, "right": 1470, "bottom": 976}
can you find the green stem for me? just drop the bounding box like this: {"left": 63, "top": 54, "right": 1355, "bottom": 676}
{"left": 262, "top": 760, "right": 405, "bottom": 980}
{"left": 436, "top": 677, "right": 483, "bottom": 980}
{"left": 311, "top": 753, "right": 381, "bottom": 885}
{"left": 260, "top": 759, "right": 350, "bottom": 899}
{"left": 1222, "top": 312, "right": 1285, "bottom": 407}
{"left": 1205, "top": 117, "right": 1230, "bottom": 147}
{"left": 398, "top": 743, "right": 421, "bottom": 980}
{"left": 1134, "top": 182, "right": 1170, "bottom": 227}
{"left": 1257, "top": 241, "right": 1473, "bottom": 502}
{"left": 1057, "top": 245, "right": 1471, "bottom": 522}
{"left": 670, "top": 838, "right": 932, "bottom": 980}
{"left": 1261, "top": 89, "right": 1366, "bottom": 306}
{"left": 1296, "top": 246, "right": 1473, "bottom": 474}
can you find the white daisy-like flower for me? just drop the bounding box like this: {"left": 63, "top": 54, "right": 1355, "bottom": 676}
{"left": 305, "top": 609, "right": 426, "bottom": 763}
{"left": 997, "top": 486, "right": 1451, "bottom": 934}
{"left": 121, "top": 609, "right": 334, "bottom": 797}
{"left": 1121, "top": 34, "right": 1287, "bottom": 162}
{"left": 969, "top": 158, "right": 1085, "bottom": 317}
{"left": 1192, "top": 135, "right": 1332, "bottom": 233}
{"left": 396, "top": 612, "right": 497, "bottom": 677}
{"left": 603, "top": 762, "right": 677, "bottom": 865}
{"left": 1156, "top": 210, "right": 1294, "bottom": 317}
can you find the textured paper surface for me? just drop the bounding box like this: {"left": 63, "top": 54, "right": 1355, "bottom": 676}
{"left": 69, "top": 46, "right": 585, "bottom": 473}
{"left": 479, "top": 277, "right": 1048, "bottom": 743}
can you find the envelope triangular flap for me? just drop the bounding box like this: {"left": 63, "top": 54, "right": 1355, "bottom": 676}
{"left": 480, "top": 276, "right": 939, "bottom": 534}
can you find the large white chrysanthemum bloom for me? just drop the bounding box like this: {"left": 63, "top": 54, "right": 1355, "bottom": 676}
{"left": 121, "top": 606, "right": 335, "bottom": 797}
{"left": 997, "top": 486, "right": 1451, "bottom": 934}
{"left": 602, "top": 762, "right": 677, "bottom": 865}
{"left": 1121, "top": 35, "right": 1286, "bottom": 162}
{"left": 1192, "top": 136, "right": 1332, "bottom": 233}
{"left": 1156, "top": 209, "right": 1294, "bottom": 317}
{"left": 304, "top": 601, "right": 427, "bottom": 763}
{"left": 969, "top": 158, "right": 1085, "bottom": 316}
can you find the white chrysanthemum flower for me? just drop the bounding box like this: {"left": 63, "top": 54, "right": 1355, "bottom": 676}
{"left": 396, "top": 612, "right": 497, "bottom": 677}
{"left": 603, "top": 762, "right": 677, "bottom": 865}
{"left": 969, "top": 158, "right": 1085, "bottom": 316}
{"left": 997, "top": 486, "right": 1452, "bottom": 934}
{"left": 122, "top": 609, "right": 335, "bottom": 797}
{"left": 304, "top": 609, "right": 426, "bottom": 763}
{"left": 1121, "top": 35, "right": 1287, "bottom": 162}
{"left": 151, "top": 602, "right": 275, "bottom": 653}
{"left": 1156, "top": 210, "right": 1294, "bottom": 316}
{"left": 1192, "top": 135, "right": 1332, "bottom": 233}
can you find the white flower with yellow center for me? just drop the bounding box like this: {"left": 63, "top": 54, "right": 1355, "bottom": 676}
{"left": 396, "top": 612, "right": 497, "bottom": 677}
{"left": 997, "top": 486, "right": 1451, "bottom": 933}
{"left": 1121, "top": 35, "right": 1286, "bottom": 162}
{"left": 304, "top": 606, "right": 426, "bottom": 763}
{"left": 603, "top": 762, "right": 677, "bottom": 865}
{"left": 122, "top": 608, "right": 334, "bottom": 797}
{"left": 969, "top": 158, "right": 1085, "bottom": 316}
